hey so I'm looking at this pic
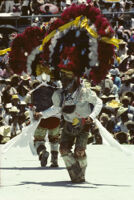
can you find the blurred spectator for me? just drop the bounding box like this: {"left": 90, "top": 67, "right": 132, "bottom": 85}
{"left": 112, "top": 2, "right": 124, "bottom": 23}
{"left": 30, "top": 0, "right": 42, "bottom": 15}
{"left": 99, "top": 112, "right": 115, "bottom": 134}
{"left": 102, "top": 2, "right": 112, "bottom": 13}
{"left": 0, "top": 103, "right": 3, "bottom": 115}
{"left": 0, "top": 113, "right": 11, "bottom": 144}
{"left": 63, "top": 0, "right": 72, "bottom": 10}
{"left": 0, "top": 66, "right": 6, "bottom": 77}
{"left": 100, "top": 75, "right": 113, "bottom": 96}
{"left": 20, "top": 74, "right": 31, "bottom": 88}
{"left": 31, "top": 17, "right": 40, "bottom": 26}
{"left": 120, "top": 0, "right": 126, "bottom": 8}
{"left": 90, "top": 85, "right": 101, "bottom": 97}
{"left": 114, "top": 131, "right": 129, "bottom": 144}
{"left": 21, "top": 0, "right": 30, "bottom": 15}
{"left": 2, "top": 79, "right": 17, "bottom": 107}
{"left": 0, "top": 34, "right": 10, "bottom": 48}
{"left": 117, "top": 26, "right": 129, "bottom": 42}
{"left": 110, "top": 68, "right": 121, "bottom": 92}
{"left": 130, "top": 30, "right": 134, "bottom": 42}
{"left": 125, "top": 120, "right": 134, "bottom": 144}
{"left": 119, "top": 74, "right": 133, "bottom": 96}
{"left": 18, "top": 85, "right": 30, "bottom": 100}
{"left": 114, "top": 106, "right": 130, "bottom": 144}
{"left": 4, "top": 103, "right": 12, "bottom": 119}
{"left": 120, "top": 95, "right": 131, "bottom": 107}
{"left": 123, "top": 2, "right": 133, "bottom": 28}
{"left": 10, "top": 74, "right": 21, "bottom": 88}
{"left": 117, "top": 41, "right": 128, "bottom": 64}
{"left": 11, "top": 94, "right": 20, "bottom": 107}
{"left": 18, "top": 101, "right": 30, "bottom": 130}
{"left": 13, "top": 0, "right": 21, "bottom": 13}
{"left": 5, "top": 0, "right": 14, "bottom": 13}
{"left": 60, "top": 0, "right": 66, "bottom": 11}
{"left": 0, "top": 0, "right": 5, "bottom": 12}
{"left": 8, "top": 106, "right": 21, "bottom": 138}
{"left": 41, "top": 5, "right": 52, "bottom": 22}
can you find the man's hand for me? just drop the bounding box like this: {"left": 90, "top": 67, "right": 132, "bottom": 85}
{"left": 82, "top": 117, "right": 94, "bottom": 132}
{"left": 25, "top": 120, "right": 31, "bottom": 126}
{"left": 85, "top": 117, "right": 93, "bottom": 125}
{"left": 33, "top": 112, "right": 42, "bottom": 120}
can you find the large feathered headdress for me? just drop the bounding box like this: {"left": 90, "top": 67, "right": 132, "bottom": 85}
{"left": 9, "top": 2, "right": 120, "bottom": 84}
{"left": 9, "top": 26, "right": 44, "bottom": 75}
{"left": 41, "top": 2, "right": 119, "bottom": 83}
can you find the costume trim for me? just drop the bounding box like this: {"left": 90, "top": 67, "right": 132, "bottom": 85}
{"left": 41, "top": 3, "right": 119, "bottom": 83}
{"left": 2, "top": 119, "right": 134, "bottom": 157}
{"left": 0, "top": 48, "right": 11, "bottom": 56}
{"left": 40, "top": 15, "right": 119, "bottom": 50}
{"left": 9, "top": 27, "right": 44, "bottom": 75}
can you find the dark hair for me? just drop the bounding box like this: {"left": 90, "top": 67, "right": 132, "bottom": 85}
{"left": 45, "top": 6, "right": 50, "bottom": 11}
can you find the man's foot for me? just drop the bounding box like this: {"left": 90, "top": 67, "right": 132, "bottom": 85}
{"left": 72, "top": 177, "right": 85, "bottom": 184}
{"left": 40, "top": 150, "right": 49, "bottom": 167}
{"left": 50, "top": 163, "right": 59, "bottom": 168}
{"left": 50, "top": 151, "right": 58, "bottom": 168}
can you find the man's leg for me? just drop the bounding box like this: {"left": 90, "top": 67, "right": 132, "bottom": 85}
{"left": 59, "top": 122, "right": 85, "bottom": 183}
{"left": 34, "top": 119, "right": 49, "bottom": 167}
{"left": 5, "top": 1, "right": 10, "bottom": 13}
{"left": 9, "top": 1, "right": 14, "bottom": 12}
{"left": 48, "top": 125, "right": 60, "bottom": 167}
{"left": 74, "top": 131, "right": 89, "bottom": 182}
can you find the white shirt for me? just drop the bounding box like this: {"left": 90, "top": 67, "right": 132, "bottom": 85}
{"left": 22, "top": 0, "right": 29, "bottom": 6}
{"left": 42, "top": 79, "right": 102, "bottom": 122}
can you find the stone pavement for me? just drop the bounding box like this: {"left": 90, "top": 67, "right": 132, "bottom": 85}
{"left": 0, "top": 144, "right": 134, "bottom": 200}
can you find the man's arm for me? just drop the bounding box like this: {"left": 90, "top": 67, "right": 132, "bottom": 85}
{"left": 89, "top": 94, "right": 103, "bottom": 121}
{"left": 36, "top": 90, "right": 62, "bottom": 120}
{"left": 41, "top": 105, "right": 61, "bottom": 119}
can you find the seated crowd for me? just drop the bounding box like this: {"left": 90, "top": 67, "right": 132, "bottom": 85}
{"left": 0, "top": 0, "right": 134, "bottom": 145}
{"left": 0, "top": 55, "right": 134, "bottom": 145}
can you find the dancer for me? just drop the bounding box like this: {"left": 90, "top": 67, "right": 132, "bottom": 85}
{"left": 26, "top": 72, "right": 61, "bottom": 167}
{"left": 3, "top": 1, "right": 129, "bottom": 182}
{"left": 59, "top": 69, "right": 102, "bottom": 183}
{"left": 39, "top": 69, "right": 102, "bottom": 182}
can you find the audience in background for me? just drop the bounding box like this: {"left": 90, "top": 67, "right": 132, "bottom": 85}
{"left": 0, "top": 0, "right": 134, "bottom": 145}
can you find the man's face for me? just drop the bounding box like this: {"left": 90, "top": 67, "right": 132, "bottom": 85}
{"left": 12, "top": 99, "right": 19, "bottom": 105}
{"left": 100, "top": 117, "right": 108, "bottom": 126}
{"left": 121, "top": 113, "right": 128, "bottom": 122}
{"left": 60, "top": 71, "right": 74, "bottom": 89}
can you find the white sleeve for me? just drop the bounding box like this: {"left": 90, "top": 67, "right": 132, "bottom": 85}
{"left": 42, "top": 105, "right": 61, "bottom": 119}
{"left": 80, "top": 86, "right": 103, "bottom": 120}
{"left": 89, "top": 94, "right": 103, "bottom": 121}
{"left": 52, "top": 90, "right": 62, "bottom": 107}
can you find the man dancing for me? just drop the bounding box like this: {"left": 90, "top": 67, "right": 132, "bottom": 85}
{"left": 41, "top": 68, "right": 102, "bottom": 183}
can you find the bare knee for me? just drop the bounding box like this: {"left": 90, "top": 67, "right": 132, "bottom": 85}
{"left": 59, "top": 144, "right": 71, "bottom": 156}
{"left": 74, "top": 147, "right": 86, "bottom": 158}
{"left": 48, "top": 135, "right": 59, "bottom": 143}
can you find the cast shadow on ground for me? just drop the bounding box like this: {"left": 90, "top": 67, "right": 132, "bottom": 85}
{"left": 0, "top": 167, "right": 65, "bottom": 170}
{"left": 88, "top": 182, "right": 130, "bottom": 188}
{"left": 16, "top": 181, "right": 131, "bottom": 189}
{"left": 16, "top": 181, "right": 97, "bottom": 189}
